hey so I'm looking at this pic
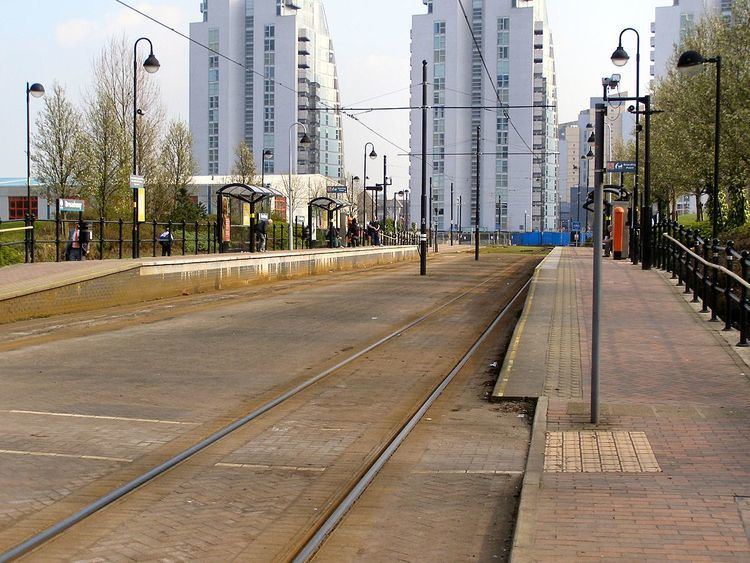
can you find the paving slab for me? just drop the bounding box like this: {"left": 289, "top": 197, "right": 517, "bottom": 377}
{"left": 506, "top": 247, "right": 750, "bottom": 561}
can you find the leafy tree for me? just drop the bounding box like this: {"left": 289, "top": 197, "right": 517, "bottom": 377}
{"left": 231, "top": 140, "right": 257, "bottom": 185}
{"left": 31, "top": 82, "right": 86, "bottom": 210}
{"left": 650, "top": 0, "right": 750, "bottom": 228}
{"left": 151, "top": 119, "right": 197, "bottom": 219}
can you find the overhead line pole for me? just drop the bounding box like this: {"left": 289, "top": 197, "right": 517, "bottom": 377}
{"left": 420, "top": 61, "right": 428, "bottom": 276}
{"left": 475, "top": 126, "right": 480, "bottom": 262}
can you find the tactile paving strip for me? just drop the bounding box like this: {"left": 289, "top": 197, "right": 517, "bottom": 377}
{"left": 544, "top": 431, "right": 661, "bottom": 473}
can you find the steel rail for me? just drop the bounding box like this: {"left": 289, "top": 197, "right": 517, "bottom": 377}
{"left": 664, "top": 234, "right": 750, "bottom": 290}
{"left": 293, "top": 276, "right": 533, "bottom": 562}
{"left": 0, "top": 264, "right": 524, "bottom": 562}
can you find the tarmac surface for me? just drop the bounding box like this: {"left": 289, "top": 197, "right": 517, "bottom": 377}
{"left": 497, "top": 247, "right": 750, "bottom": 562}
{"left": 0, "top": 247, "right": 543, "bottom": 561}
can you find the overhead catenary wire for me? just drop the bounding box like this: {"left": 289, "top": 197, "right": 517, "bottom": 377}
{"left": 112, "top": 0, "right": 433, "bottom": 171}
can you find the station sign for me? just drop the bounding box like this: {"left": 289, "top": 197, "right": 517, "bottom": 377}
{"left": 129, "top": 175, "right": 145, "bottom": 189}
{"left": 607, "top": 161, "right": 637, "bottom": 174}
{"left": 58, "top": 199, "right": 85, "bottom": 213}
{"left": 327, "top": 185, "right": 347, "bottom": 194}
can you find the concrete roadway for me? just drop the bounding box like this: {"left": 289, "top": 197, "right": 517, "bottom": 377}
{"left": 0, "top": 249, "right": 543, "bottom": 560}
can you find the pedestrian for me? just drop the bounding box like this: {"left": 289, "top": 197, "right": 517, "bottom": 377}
{"left": 159, "top": 227, "right": 174, "bottom": 256}
{"left": 603, "top": 224, "right": 613, "bottom": 257}
{"left": 256, "top": 217, "right": 269, "bottom": 252}
{"left": 301, "top": 224, "right": 310, "bottom": 248}
{"left": 371, "top": 219, "right": 382, "bottom": 246}
{"left": 348, "top": 218, "right": 361, "bottom": 247}
{"left": 326, "top": 223, "right": 341, "bottom": 248}
{"left": 65, "top": 221, "right": 86, "bottom": 261}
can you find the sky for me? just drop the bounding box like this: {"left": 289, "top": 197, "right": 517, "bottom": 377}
{"left": 1, "top": 0, "right": 672, "bottom": 189}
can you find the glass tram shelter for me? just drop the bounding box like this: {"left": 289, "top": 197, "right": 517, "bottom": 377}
{"left": 308, "top": 196, "right": 349, "bottom": 248}
{"left": 216, "top": 183, "right": 283, "bottom": 253}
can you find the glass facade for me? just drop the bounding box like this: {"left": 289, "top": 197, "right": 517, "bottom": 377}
{"left": 208, "top": 27, "right": 219, "bottom": 175}
{"left": 433, "top": 21, "right": 446, "bottom": 229}
{"left": 263, "top": 24, "right": 276, "bottom": 173}
{"left": 496, "top": 17, "right": 510, "bottom": 230}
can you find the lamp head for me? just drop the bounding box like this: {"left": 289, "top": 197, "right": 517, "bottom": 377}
{"left": 677, "top": 50, "right": 705, "bottom": 77}
{"left": 300, "top": 132, "right": 311, "bottom": 145}
{"left": 611, "top": 44, "right": 629, "bottom": 67}
{"left": 587, "top": 132, "right": 596, "bottom": 144}
{"left": 29, "top": 83, "right": 45, "bottom": 98}
{"left": 263, "top": 149, "right": 273, "bottom": 158}
{"left": 585, "top": 122, "right": 593, "bottom": 130}
{"left": 143, "top": 53, "right": 161, "bottom": 74}
{"left": 586, "top": 147, "right": 594, "bottom": 158}
{"left": 369, "top": 149, "right": 377, "bottom": 160}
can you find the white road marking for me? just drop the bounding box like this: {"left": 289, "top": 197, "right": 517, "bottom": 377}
{"left": 2, "top": 410, "right": 197, "bottom": 426}
{"left": 412, "top": 469, "right": 523, "bottom": 475}
{"left": 215, "top": 462, "right": 326, "bottom": 472}
{"left": 0, "top": 449, "right": 132, "bottom": 463}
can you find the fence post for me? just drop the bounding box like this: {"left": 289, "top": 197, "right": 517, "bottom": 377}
{"left": 99, "top": 217, "right": 105, "bottom": 260}
{"left": 739, "top": 251, "right": 749, "bottom": 347}
{"left": 701, "top": 236, "right": 710, "bottom": 313}
{"left": 30, "top": 215, "right": 36, "bottom": 263}
{"left": 118, "top": 218, "right": 124, "bottom": 259}
{"left": 181, "top": 220, "right": 186, "bottom": 255}
{"left": 152, "top": 220, "right": 158, "bottom": 257}
{"left": 724, "top": 241, "right": 735, "bottom": 331}
{"left": 691, "top": 230, "right": 699, "bottom": 301}
{"left": 710, "top": 239, "right": 720, "bottom": 322}
{"left": 55, "top": 212, "right": 61, "bottom": 262}
{"left": 194, "top": 221, "right": 199, "bottom": 255}
{"left": 676, "top": 226, "right": 685, "bottom": 287}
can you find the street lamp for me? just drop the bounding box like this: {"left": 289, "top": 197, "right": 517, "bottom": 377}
{"left": 611, "top": 27, "right": 641, "bottom": 264}
{"left": 288, "top": 122, "right": 310, "bottom": 250}
{"left": 363, "top": 142, "right": 377, "bottom": 220}
{"left": 132, "top": 37, "right": 160, "bottom": 259}
{"left": 25, "top": 82, "right": 44, "bottom": 263}
{"left": 678, "top": 50, "right": 722, "bottom": 241}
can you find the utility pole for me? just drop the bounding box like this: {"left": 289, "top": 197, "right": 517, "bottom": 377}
{"left": 420, "top": 60, "right": 428, "bottom": 275}
{"left": 591, "top": 103, "right": 606, "bottom": 424}
{"left": 382, "top": 154, "right": 388, "bottom": 226}
{"left": 429, "top": 177, "right": 433, "bottom": 249}
{"left": 475, "top": 126, "right": 480, "bottom": 261}
{"left": 450, "top": 182, "right": 454, "bottom": 246}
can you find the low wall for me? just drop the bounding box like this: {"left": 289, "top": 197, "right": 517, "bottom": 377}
{"left": 0, "top": 247, "right": 418, "bottom": 324}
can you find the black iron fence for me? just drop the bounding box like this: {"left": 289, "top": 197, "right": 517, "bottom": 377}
{"left": 0, "top": 215, "right": 426, "bottom": 265}
{"left": 654, "top": 220, "right": 750, "bottom": 347}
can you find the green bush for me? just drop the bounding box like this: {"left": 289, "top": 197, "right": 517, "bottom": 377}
{"left": 0, "top": 245, "right": 23, "bottom": 267}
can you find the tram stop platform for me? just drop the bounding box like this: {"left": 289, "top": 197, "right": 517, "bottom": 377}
{"left": 0, "top": 246, "right": 419, "bottom": 324}
{"left": 494, "top": 246, "right": 750, "bottom": 561}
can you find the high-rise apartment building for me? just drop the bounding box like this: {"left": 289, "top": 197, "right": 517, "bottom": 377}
{"left": 189, "top": 0, "right": 344, "bottom": 180}
{"left": 651, "top": 0, "right": 734, "bottom": 81}
{"left": 409, "top": 0, "right": 558, "bottom": 233}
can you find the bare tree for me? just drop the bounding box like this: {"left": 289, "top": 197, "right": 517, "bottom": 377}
{"left": 31, "top": 82, "right": 86, "bottom": 209}
{"left": 231, "top": 140, "right": 258, "bottom": 185}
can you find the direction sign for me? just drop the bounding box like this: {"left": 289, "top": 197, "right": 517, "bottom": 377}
{"left": 607, "top": 161, "right": 637, "bottom": 174}
{"left": 58, "top": 198, "right": 85, "bottom": 213}
{"left": 572, "top": 221, "right": 581, "bottom": 231}
{"left": 129, "top": 175, "right": 145, "bottom": 189}
{"left": 327, "top": 185, "right": 347, "bottom": 194}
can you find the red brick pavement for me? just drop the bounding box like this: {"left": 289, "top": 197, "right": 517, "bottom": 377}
{"left": 517, "top": 248, "right": 750, "bottom": 561}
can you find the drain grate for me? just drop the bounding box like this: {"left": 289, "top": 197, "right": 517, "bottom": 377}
{"left": 544, "top": 431, "right": 661, "bottom": 473}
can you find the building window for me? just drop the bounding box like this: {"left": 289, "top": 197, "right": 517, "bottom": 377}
{"left": 208, "top": 27, "right": 219, "bottom": 175}
{"left": 9, "top": 197, "right": 38, "bottom": 220}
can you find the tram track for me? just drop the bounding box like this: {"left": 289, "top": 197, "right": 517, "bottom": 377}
{"left": 0, "top": 255, "right": 540, "bottom": 561}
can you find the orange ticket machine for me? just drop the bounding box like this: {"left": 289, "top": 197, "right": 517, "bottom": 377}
{"left": 613, "top": 206, "right": 625, "bottom": 260}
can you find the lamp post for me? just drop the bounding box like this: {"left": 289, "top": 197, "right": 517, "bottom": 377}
{"left": 132, "top": 37, "right": 160, "bottom": 259}
{"left": 677, "top": 50, "right": 722, "bottom": 241}
{"left": 288, "top": 122, "right": 311, "bottom": 251}
{"left": 26, "top": 82, "right": 44, "bottom": 263}
{"left": 611, "top": 28, "right": 641, "bottom": 264}
{"left": 363, "top": 142, "right": 377, "bottom": 221}
{"left": 450, "top": 182, "right": 454, "bottom": 246}
{"left": 352, "top": 175, "right": 360, "bottom": 222}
